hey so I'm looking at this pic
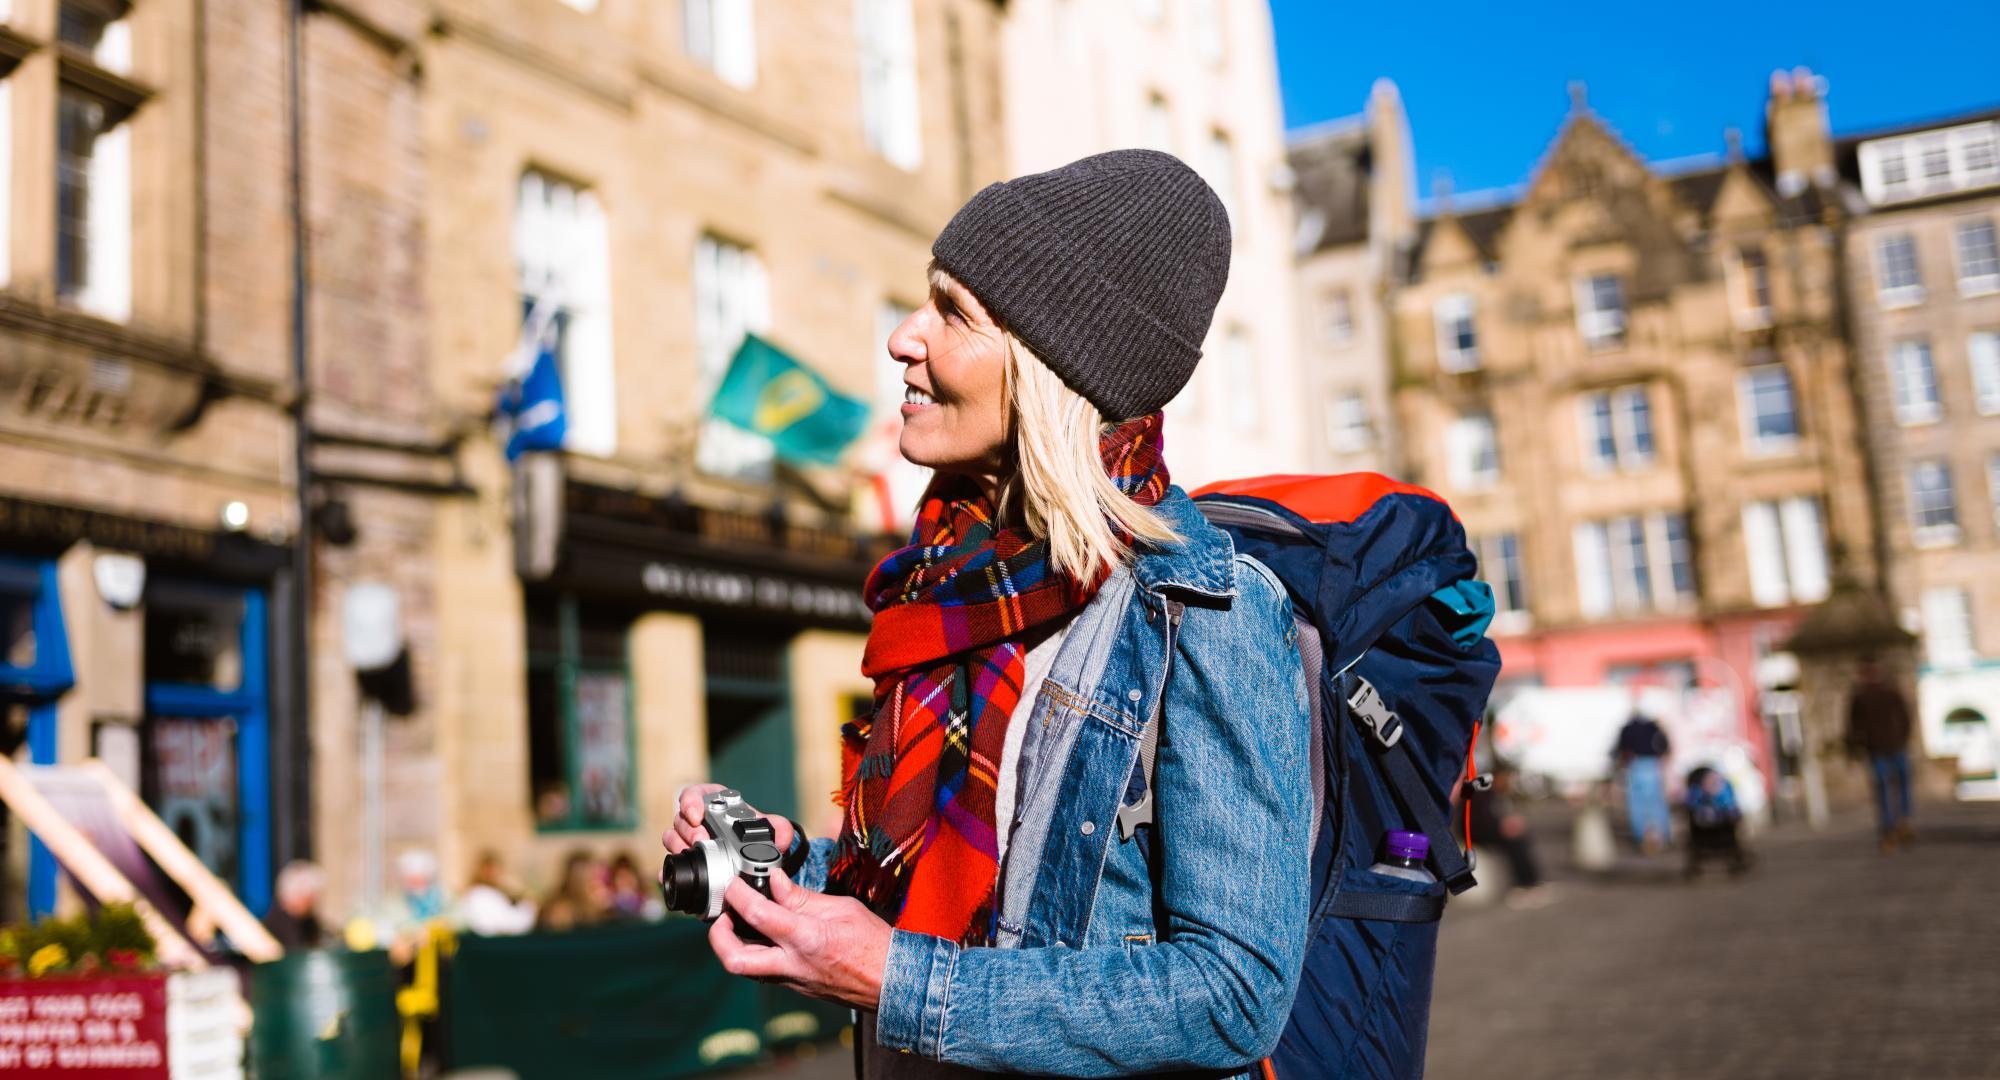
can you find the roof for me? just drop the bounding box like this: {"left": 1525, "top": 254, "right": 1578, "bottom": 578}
{"left": 1400, "top": 203, "right": 1515, "bottom": 280}
{"left": 1288, "top": 119, "right": 1372, "bottom": 252}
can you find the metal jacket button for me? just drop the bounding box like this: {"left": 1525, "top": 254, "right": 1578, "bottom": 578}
{"left": 1080, "top": 820, "right": 1096, "bottom": 835}
{"left": 1127, "top": 688, "right": 1142, "bottom": 701}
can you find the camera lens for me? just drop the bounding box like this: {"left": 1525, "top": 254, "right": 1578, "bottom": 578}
{"left": 659, "top": 850, "right": 708, "bottom": 916}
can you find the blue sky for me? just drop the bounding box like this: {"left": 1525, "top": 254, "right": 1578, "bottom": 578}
{"left": 1270, "top": 0, "right": 2000, "bottom": 205}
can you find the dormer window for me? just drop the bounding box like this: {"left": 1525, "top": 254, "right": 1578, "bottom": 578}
{"left": 1576, "top": 273, "right": 1626, "bottom": 349}
{"left": 1433, "top": 292, "right": 1479, "bottom": 372}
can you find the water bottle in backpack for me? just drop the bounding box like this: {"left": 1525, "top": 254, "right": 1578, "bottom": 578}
{"left": 1369, "top": 831, "right": 1436, "bottom": 885}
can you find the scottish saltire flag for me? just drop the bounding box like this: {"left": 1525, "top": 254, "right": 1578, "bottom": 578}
{"left": 495, "top": 301, "right": 567, "bottom": 461}
{"left": 709, "top": 334, "right": 869, "bottom": 465}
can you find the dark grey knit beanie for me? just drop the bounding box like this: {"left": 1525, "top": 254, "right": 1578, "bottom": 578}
{"left": 931, "top": 149, "right": 1232, "bottom": 421}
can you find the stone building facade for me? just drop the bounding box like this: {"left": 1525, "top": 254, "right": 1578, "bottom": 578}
{"left": 1288, "top": 79, "right": 1413, "bottom": 475}
{"left": 1000, "top": 0, "right": 1306, "bottom": 487}
{"left": 1836, "top": 104, "right": 2000, "bottom": 790}
{"left": 404, "top": 0, "right": 1010, "bottom": 915}
{"left": 1390, "top": 82, "right": 1877, "bottom": 794}
{"left": 0, "top": 0, "right": 399, "bottom": 921}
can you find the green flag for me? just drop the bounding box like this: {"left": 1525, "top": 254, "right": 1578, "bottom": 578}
{"left": 708, "top": 334, "right": 871, "bottom": 465}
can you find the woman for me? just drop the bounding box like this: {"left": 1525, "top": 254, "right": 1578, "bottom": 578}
{"left": 665, "top": 150, "right": 1311, "bottom": 1075}
{"left": 536, "top": 848, "right": 609, "bottom": 932}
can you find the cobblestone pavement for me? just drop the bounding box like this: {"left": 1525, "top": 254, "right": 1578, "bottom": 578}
{"left": 720, "top": 802, "right": 2000, "bottom": 1080}
{"left": 1427, "top": 800, "right": 2000, "bottom": 1079}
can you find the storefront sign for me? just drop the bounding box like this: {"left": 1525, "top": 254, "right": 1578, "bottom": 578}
{"left": 0, "top": 497, "right": 216, "bottom": 563}
{"left": 0, "top": 975, "right": 168, "bottom": 1075}
{"left": 542, "top": 478, "right": 883, "bottom": 630}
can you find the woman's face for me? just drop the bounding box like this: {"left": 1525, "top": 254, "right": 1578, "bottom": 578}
{"left": 887, "top": 273, "right": 1010, "bottom": 480}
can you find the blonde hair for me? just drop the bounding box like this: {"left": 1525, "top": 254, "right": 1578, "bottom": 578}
{"left": 999, "top": 334, "right": 1180, "bottom": 582}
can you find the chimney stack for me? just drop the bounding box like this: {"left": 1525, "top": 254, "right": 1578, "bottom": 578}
{"left": 1765, "top": 67, "right": 1833, "bottom": 196}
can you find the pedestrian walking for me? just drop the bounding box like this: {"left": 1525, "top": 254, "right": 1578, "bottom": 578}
{"left": 665, "top": 149, "right": 1317, "bottom": 1075}
{"left": 262, "top": 859, "right": 329, "bottom": 952}
{"left": 1613, "top": 710, "right": 1673, "bottom": 853}
{"left": 1845, "top": 657, "right": 1916, "bottom": 852}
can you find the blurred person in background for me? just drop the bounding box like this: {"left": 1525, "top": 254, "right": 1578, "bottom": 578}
{"left": 1613, "top": 709, "right": 1673, "bottom": 854}
{"left": 1464, "top": 766, "right": 1554, "bottom": 910}
{"left": 606, "top": 852, "right": 663, "bottom": 922}
{"left": 1682, "top": 766, "right": 1750, "bottom": 879}
{"left": 1845, "top": 657, "right": 1915, "bottom": 852}
{"left": 461, "top": 849, "right": 538, "bottom": 936}
{"left": 263, "top": 859, "right": 328, "bottom": 951}
{"left": 537, "top": 848, "right": 610, "bottom": 931}
{"left": 666, "top": 150, "right": 1314, "bottom": 1076}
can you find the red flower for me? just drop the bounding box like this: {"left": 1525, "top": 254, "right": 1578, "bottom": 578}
{"left": 106, "top": 949, "right": 142, "bottom": 970}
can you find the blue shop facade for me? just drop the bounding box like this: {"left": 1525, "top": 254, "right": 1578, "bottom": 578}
{"left": 0, "top": 493, "right": 297, "bottom": 922}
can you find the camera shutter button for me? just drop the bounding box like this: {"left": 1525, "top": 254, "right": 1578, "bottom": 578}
{"left": 740, "top": 842, "right": 781, "bottom": 864}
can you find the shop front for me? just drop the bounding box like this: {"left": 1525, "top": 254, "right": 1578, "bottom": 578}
{"left": 0, "top": 494, "right": 291, "bottom": 921}
{"left": 504, "top": 459, "right": 881, "bottom": 861}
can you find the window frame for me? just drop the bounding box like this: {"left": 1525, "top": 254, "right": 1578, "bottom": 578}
{"left": 1859, "top": 121, "right": 2000, "bottom": 205}
{"left": 1321, "top": 286, "right": 1354, "bottom": 346}
{"left": 1325, "top": 388, "right": 1372, "bottom": 455}
{"left": 1730, "top": 244, "right": 1773, "bottom": 328}
{"left": 856, "top": 0, "right": 922, "bottom": 170}
{"left": 1874, "top": 232, "right": 1924, "bottom": 306}
{"left": 1956, "top": 218, "right": 2000, "bottom": 296}
{"left": 1970, "top": 330, "right": 2000, "bottom": 416}
{"left": 527, "top": 593, "right": 639, "bottom": 833}
{"left": 1447, "top": 410, "right": 1501, "bottom": 491}
{"left": 1575, "top": 272, "right": 1628, "bottom": 349}
{"left": 1908, "top": 459, "right": 1961, "bottom": 548}
{"left": 1738, "top": 363, "right": 1802, "bottom": 453}
{"left": 693, "top": 232, "right": 775, "bottom": 477}
{"left": 1433, "top": 291, "right": 1479, "bottom": 373}
{"left": 1921, "top": 586, "right": 1977, "bottom": 669}
{"left": 1579, "top": 386, "right": 1653, "bottom": 471}
{"left": 515, "top": 170, "right": 617, "bottom": 457}
{"left": 1889, "top": 338, "right": 1942, "bottom": 426}
{"left": 684, "top": 0, "right": 758, "bottom": 89}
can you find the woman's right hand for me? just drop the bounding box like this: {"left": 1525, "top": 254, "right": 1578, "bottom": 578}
{"left": 663, "top": 783, "right": 796, "bottom": 856}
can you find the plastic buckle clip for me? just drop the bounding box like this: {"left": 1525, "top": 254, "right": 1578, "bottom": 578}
{"left": 1346, "top": 677, "right": 1404, "bottom": 749}
{"left": 1469, "top": 772, "right": 1495, "bottom": 792}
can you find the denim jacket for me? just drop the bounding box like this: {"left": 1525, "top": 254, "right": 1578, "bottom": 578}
{"left": 798, "top": 487, "right": 1313, "bottom": 1076}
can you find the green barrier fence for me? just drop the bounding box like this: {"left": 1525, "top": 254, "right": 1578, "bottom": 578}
{"left": 445, "top": 919, "right": 849, "bottom": 1080}
{"left": 248, "top": 949, "right": 403, "bottom": 1079}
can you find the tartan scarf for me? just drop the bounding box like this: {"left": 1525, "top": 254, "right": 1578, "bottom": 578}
{"left": 832, "top": 412, "right": 1171, "bottom": 945}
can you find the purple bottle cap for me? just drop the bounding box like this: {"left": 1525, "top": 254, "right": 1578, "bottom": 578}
{"left": 1386, "top": 831, "right": 1429, "bottom": 862}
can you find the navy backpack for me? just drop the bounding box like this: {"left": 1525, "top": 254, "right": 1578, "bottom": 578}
{"left": 1184, "top": 473, "right": 1502, "bottom": 1079}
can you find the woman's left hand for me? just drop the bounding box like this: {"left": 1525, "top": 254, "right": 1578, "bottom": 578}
{"left": 710, "top": 869, "right": 892, "bottom": 1012}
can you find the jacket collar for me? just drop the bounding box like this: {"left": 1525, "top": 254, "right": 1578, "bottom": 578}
{"left": 1129, "top": 487, "right": 1236, "bottom": 599}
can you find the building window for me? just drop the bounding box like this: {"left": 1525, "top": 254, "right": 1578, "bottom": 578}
{"left": 1970, "top": 331, "right": 2000, "bottom": 415}
{"left": 694, "top": 234, "right": 773, "bottom": 477}
{"left": 1874, "top": 232, "right": 1923, "bottom": 305}
{"left": 1446, "top": 411, "right": 1500, "bottom": 491}
{"left": 1575, "top": 273, "right": 1627, "bottom": 348}
{"left": 1889, "top": 339, "right": 1941, "bottom": 425}
{"left": 1433, "top": 292, "right": 1478, "bottom": 372}
{"left": 1742, "top": 497, "right": 1830, "bottom": 608}
{"left": 857, "top": 0, "right": 920, "bottom": 169}
{"left": 1580, "top": 386, "right": 1653, "bottom": 471}
{"left": 1475, "top": 532, "right": 1527, "bottom": 619}
{"left": 1322, "top": 287, "right": 1354, "bottom": 345}
{"left": 526, "top": 594, "right": 637, "bottom": 830}
{"left": 1573, "top": 512, "right": 1694, "bottom": 617}
{"left": 1908, "top": 460, "right": 1959, "bottom": 546}
{"left": 1957, "top": 219, "right": 2000, "bottom": 295}
{"left": 1142, "top": 93, "right": 1173, "bottom": 154}
{"left": 1192, "top": 0, "right": 1223, "bottom": 65}
{"left": 1738, "top": 364, "right": 1801, "bottom": 451}
{"left": 1731, "top": 245, "right": 1772, "bottom": 328}
{"left": 1922, "top": 587, "right": 1976, "bottom": 669}
{"left": 685, "top": 0, "right": 757, "bottom": 89}
{"left": 515, "top": 171, "right": 616, "bottom": 456}
{"left": 1860, "top": 121, "right": 2000, "bottom": 204}
{"left": 56, "top": 84, "right": 132, "bottom": 321}
{"left": 1205, "top": 130, "right": 1238, "bottom": 234}
{"left": 1224, "top": 326, "right": 1256, "bottom": 430}
{"left": 1326, "top": 389, "right": 1371, "bottom": 454}
{"left": 1989, "top": 452, "right": 2000, "bottom": 528}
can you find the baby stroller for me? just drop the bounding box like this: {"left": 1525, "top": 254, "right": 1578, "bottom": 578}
{"left": 1683, "top": 766, "right": 1751, "bottom": 879}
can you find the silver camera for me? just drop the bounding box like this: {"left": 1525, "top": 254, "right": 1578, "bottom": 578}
{"left": 660, "top": 789, "right": 781, "bottom": 938}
